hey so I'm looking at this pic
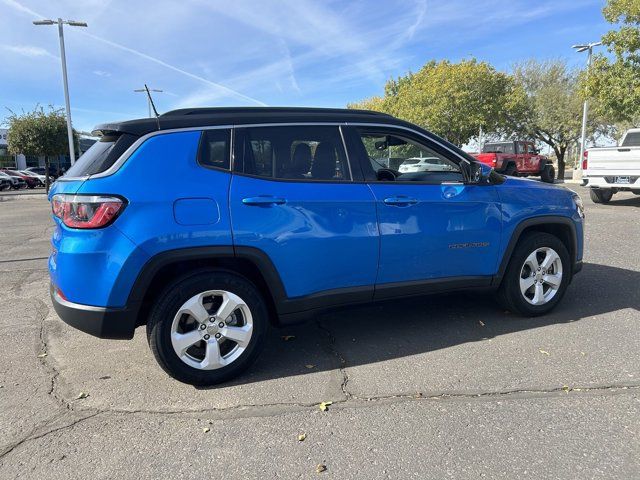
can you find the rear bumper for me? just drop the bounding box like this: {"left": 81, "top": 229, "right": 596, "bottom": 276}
{"left": 584, "top": 175, "right": 640, "bottom": 190}
{"left": 50, "top": 284, "right": 137, "bottom": 339}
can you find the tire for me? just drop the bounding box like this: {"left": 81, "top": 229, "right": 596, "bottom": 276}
{"left": 146, "top": 270, "right": 268, "bottom": 385}
{"left": 497, "top": 232, "right": 571, "bottom": 316}
{"left": 589, "top": 188, "right": 613, "bottom": 204}
{"left": 504, "top": 164, "right": 517, "bottom": 176}
{"left": 540, "top": 164, "right": 555, "bottom": 183}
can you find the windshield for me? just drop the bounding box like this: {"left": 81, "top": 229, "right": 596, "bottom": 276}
{"left": 482, "top": 142, "right": 515, "bottom": 154}
{"left": 622, "top": 131, "right": 640, "bottom": 147}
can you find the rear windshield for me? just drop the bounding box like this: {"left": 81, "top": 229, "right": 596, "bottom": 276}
{"left": 402, "top": 159, "right": 420, "bottom": 165}
{"left": 622, "top": 131, "right": 640, "bottom": 147}
{"left": 64, "top": 133, "right": 137, "bottom": 177}
{"left": 482, "top": 142, "right": 515, "bottom": 154}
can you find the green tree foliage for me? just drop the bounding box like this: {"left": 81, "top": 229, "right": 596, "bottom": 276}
{"left": 6, "top": 106, "right": 77, "bottom": 191}
{"left": 583, "top": 0, "right": 640, "bottom": 124}
{"left": 506, "top": 59, "right": 598, "bottom": 179}
{"left": 349, "top": 59, "right": 521, "bottom": 146}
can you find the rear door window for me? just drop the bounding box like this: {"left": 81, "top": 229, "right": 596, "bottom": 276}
{"left": 235, "top": 126, "right": 351, "bottom": 181}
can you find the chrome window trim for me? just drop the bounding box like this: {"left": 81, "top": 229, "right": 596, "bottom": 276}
{"left": 57, "top": 120, "right": 466, "bottom": 182}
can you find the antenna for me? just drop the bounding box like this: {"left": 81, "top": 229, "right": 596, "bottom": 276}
{"left": 144, "top": 84, "right": 160, "bottom": 117}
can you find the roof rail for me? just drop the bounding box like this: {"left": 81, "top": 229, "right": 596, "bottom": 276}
{"left": 160, "top": 107, "right": 392, "bottom": 118}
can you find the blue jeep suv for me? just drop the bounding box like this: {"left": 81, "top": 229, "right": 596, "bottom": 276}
{"left": 49, "top": 107, "right": 584, "bottom": 385}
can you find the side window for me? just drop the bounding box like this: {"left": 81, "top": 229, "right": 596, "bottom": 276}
{"left": 238, "top": 126, "right": 351, "bottom": 181}
{"left": 198, "top": 129, "right": 231, "bottom": 170}
{"left": 355, "top": 128, "right": 461, "bottom": 183}
{"left": 517, "top": 142, "right": 528, "bottom": 155}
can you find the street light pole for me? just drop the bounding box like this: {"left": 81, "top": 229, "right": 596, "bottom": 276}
{"left": 134, "top": 87, "right": 163, "bottom": 117}
{"left": 572, "top": 41, "right": 601, "bottom": 178}
{"left": 33, "top": 18, "right": 87, "bottom": 166}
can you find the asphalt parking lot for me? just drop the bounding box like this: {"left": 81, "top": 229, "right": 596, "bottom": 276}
{"left": 0, "top": 185, "right": 638, "bottom": 479}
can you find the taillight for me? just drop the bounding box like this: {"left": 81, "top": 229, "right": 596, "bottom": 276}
{"left": 582, "top": 150, "right": 588, "bottom": 170}
{"left": 51, "top": 194, "right": 126, "bottom": 229}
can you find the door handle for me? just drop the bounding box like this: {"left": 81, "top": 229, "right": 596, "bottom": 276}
{"left": 242, "top": 196, "right": 286, "bottom": 206}
{"left": 383, "top": 196, "right": 418, "bottom": 206}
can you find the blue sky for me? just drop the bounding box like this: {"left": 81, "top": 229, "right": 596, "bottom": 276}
{"left": 1, "top": 0, "right": 610, "bottom": 132}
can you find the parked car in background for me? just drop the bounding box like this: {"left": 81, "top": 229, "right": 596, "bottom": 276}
{"left": 0, "top": 175, "right": 11, "bottom": 191}
{"left": 0, "top": 171, "right": 26, "bottom": 189}
{"left": 19, "top": 170, "right": 45, "bottom": 187}
{"left": 49, "top": 107, "right": 584, "bottom": 386}
{"left": 471, "top": 141, "right": 555, "bottom": 183}
{"left": 398, "top": 157, "right": 456, "bottom": 173}
{"left": 583, "top": 128, "right": 640, "bottom": 203}
{"left": 1, "top": 169, "right": 39, "bottom": 188}
{"left": 26, "top": 166, "right": 61, "bottom": 179}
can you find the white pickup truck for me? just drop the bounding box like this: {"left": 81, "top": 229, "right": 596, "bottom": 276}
{"left": 583, "top": 128, "right": 640, "bottom": 203}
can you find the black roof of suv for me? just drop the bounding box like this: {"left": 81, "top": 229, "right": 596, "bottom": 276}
{"left": 92, "top": 107, "right": 402, "bottom": 137}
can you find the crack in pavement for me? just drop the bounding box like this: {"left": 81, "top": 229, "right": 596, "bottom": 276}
{"left": 316, "top": 319, "right": 351, "bottom": 399}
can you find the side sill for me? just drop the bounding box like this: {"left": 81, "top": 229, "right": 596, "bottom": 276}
{"left": 277, "top": 276, "right": 496, "bottom": 325}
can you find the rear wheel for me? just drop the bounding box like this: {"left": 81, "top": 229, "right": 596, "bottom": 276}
{"left": 504, "top": 164, "right": 517, "bottom": 176}
{"left": 540, "top": 164, "right": 555, "bottom": 183}
{"left": 147, "top": 270, "right": 268, "bottom": 385}
{"left": 497, "top": 232, "right": 571, "bottom": 316}
{"left": 589, "top": 188, "right": 613, "bottom": 204}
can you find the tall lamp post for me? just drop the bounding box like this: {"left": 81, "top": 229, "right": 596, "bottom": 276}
{"left": 33, "top": 18, "right": 87, "bottom": 166}
{"left": 134, "top": 87, "right": 164, "bottom": 117}
{"left": 572, "top": 41, "right": 601, "bottom": 179}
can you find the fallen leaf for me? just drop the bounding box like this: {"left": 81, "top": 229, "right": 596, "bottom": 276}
{"left": 305, "top": 364, "right": 315, "bottom": 369}
{"left": 562, "top": 385, "right": 571, "bottom": 393}
{"left": 203, "top": 427, "right": 210, "bottom": 433}
{"left": 282, "top": 335, "right": 296, "bottom": 341}
{"left": 539, "top": 349, "right": 550, "bottom": 356}
{"left": 580, "top": 351, "right": 586, "bottom": 356}
{"left": 414, "top": 392, "right": 423, "bottom": 398}
{"left": 316, "top": 464, "right": 327, "bottom": 473}
{"left": 76, "top": 392, "right": 89, "bottom": 399}
{"left": 37, "top": 353, "right": 47, "bottom": 358}
{"left": 298, "top": 433, "right": 306, "bottom": 442}
{"left": 478, "top": 320, "right": 485, "bottom": 327}
{"left": 319, "top": 401, "right": 332, "bottom": 412}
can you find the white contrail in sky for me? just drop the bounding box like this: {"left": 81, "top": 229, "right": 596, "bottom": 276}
{"left": 2, "top": 0, "right": 267, "bottom": 106}
{"left": 79, "top": 31, "right": 267, "bottom": 106}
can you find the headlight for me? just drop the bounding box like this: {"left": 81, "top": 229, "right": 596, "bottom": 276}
{"left": 573, "top": 194, "right": 585, "bottom": 218}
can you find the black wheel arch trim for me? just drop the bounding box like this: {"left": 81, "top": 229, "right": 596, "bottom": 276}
{"left": 493, "top": 215, "right": 579, "bottom": 286}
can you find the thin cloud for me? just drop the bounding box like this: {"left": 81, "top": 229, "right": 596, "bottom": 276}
{"left": 1, "top": 44, "right": 57, "bottom": 60}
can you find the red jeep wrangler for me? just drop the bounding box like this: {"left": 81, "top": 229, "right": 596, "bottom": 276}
{"left": 472, "top": 141, "right": 556, "bottom": 183}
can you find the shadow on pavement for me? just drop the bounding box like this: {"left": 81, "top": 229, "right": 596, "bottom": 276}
{"left": 606, "top": 194, "right": 640, "bottom": 207}
{"left": 200, "top": 262, "right": 639, "bottom": 389}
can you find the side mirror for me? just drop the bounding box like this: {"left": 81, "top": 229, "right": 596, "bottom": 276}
{"left": 376, "top": 168, "right": 397, "bottom": 181}
{"left": 460, "top": 159, "right": 483, "bottom": 184}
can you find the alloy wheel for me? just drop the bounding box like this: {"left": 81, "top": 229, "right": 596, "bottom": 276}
{"left": 170, "top": 290, "right": 253, "bottom": 370}
{"left": 519, "top": 247, "right": 563, "bottom": 306}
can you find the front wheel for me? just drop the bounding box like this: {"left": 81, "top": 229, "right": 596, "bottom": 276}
{"left": 589, "top": 188, "right": 613, "bottom": 204}
{"left": 540, "top": 164, "right": 555, "bottom": 183}
{"left": 147, "top": 270, "right": 268, "bottom": 385}
{"left": 497, "top": 232, "right": 571, "bottom": 316}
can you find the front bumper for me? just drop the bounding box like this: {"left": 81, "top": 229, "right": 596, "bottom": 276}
{"left": 50, "top": 284, "right": 137, "bottom": 339}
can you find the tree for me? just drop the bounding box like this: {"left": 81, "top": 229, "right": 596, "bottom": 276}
{"left": 506, "top": 59, "right": 604, "bottom": 179}
{"left": 349, "top": 59, "right": 521, "bottom": 146}
{"left": 5, "top": 106, "right": 77, "bottom": 192}
{"left": 583, "top": 0, "right": 640, "bottom": 125}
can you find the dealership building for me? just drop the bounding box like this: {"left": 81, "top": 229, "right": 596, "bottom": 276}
{"left": 0, "top": 128, "right": 96, "bottom": 171}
